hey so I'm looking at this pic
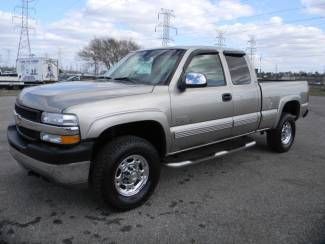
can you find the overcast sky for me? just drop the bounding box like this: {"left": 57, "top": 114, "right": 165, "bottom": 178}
{"left": 0, "top": 0, "right": 325, "bottom": 72}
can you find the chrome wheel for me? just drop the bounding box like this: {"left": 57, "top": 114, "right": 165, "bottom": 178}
{"left": 281, "top": 121, "right": 292, "bottom": 145}
{"left": 114, "top": 155, "right": 149, "bottom": 197}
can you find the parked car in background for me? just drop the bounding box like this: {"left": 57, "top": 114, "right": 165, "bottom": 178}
{"left": 8, "top": 46, "right": 309, "bottom": 210}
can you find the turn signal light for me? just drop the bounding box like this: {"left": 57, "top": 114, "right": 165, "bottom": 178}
{"left": 40, "top": 133, "right": 80, "bottom": 145}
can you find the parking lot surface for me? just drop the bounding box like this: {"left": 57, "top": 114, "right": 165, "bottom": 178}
{"left": 0, "top": 95, "right": 325, "bottom": 244}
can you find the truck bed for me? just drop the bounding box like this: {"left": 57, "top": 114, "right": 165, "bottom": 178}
{"left": 258, "top": 80, "right": 309, "bottom": 129}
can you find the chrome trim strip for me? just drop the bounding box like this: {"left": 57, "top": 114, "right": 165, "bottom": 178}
{"left": 172, "top": 118, "right": 233, "bottom": 139}
{"left": 175, "top": 122, "right": 232, "bottom": 139}
{"left": 167, "top": 128, "right": 269, "bottom": 156}
{"left": 233, "top": 113, "right": 258, "bottom": 127}
{"left": 14, "top": 111, "right": 79, "bottom": 136}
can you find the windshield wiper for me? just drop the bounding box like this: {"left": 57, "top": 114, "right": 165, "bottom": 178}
{"left": 97, "top": 76, "right": 113, "bottom": 81}
{"left": 113, "top": 76, "right": 138, "bottom": 84}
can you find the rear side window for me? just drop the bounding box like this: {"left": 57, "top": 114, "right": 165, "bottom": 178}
{"left": 225, "top": 55, "right": 251, "bottom": 85}
{"left": 185, "top": 54, "right": 226, "bottom": 87}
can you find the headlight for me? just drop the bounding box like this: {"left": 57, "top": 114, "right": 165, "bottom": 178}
{"left": 40, "top": 132, "right": 80, "bottom": 145}
{"left": 41, "top": 112, "right": 78, "bottom": 126}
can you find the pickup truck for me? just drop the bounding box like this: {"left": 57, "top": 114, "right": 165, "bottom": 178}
{"left": 7, "top": 46, "right": 309, "bottom": 210}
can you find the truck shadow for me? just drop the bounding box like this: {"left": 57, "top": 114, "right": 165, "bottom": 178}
{"left": 0, "top": 135, "right": 279, "bottom": 243}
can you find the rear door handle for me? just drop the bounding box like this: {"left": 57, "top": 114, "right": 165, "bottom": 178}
{"left": 222, "top": 93, "right": 232, "bottom": 102}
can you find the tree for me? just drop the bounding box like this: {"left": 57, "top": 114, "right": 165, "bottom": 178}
{"left": 78, "top": 38, "right": 140, "bottom": 74}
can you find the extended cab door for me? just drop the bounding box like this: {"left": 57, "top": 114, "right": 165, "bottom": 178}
{"left": 170, "top": 50, "right": 234, "bottom": 151}
{"left": 223, "top": 52, "right": 261, "bottom": 136}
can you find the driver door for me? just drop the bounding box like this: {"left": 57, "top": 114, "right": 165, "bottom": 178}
{"left": 170, "top": 51, "right": 234, "bottom": 151}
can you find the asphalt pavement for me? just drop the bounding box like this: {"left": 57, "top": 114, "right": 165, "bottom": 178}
{"left": 0, "top": 95, "right": 325, "bottom": 244}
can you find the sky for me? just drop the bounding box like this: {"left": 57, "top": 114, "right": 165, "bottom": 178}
{"left": 0, "top": 0, "right": 325, "bottom": 72}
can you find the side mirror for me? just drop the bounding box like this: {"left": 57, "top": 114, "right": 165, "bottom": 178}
{"left": 178, "top": 72, "right": 207, "bottom": 91}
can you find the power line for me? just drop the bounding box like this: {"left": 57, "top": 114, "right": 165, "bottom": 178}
{"left": 155, "top": 8, "right": 177, "bottom": 47}
{"left": 6, "top": 49, "right": 11, "bottom": 67}
{"left": 236, "top": 2, "right": 325, "bottom": 20}
{"left": 247, "top": 35, "right": 256, "bottom": 69}
{"left": 13, "top": 0, "right": 36, "bottom": 61}
{"left": 215, "top": 30, "right": 226, "bottom": 48}
{"left": 224, "top": 16, "right": 325, "bottom": 37}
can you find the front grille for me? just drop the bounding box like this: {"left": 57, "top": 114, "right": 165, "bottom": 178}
{"left": 15, "top": 103, "right": 41, "bottom": 122}
{"left": 17, "top": 126, "right": 40, "bottom": 141}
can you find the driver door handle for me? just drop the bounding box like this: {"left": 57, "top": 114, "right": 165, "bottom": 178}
{"left": 222, "top": 93, "right": 232, "bottom": 102}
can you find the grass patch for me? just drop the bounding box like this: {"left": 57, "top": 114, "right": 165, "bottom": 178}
{"left": 0, "top": 89, "right": 21, "bottom": 97}
{"left": 309, "top": 86, "right": 325, "bottom": 97}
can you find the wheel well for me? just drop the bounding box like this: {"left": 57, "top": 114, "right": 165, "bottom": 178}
{"left": 282, "top": 100, "right": 300, "bottom": 119}
{"left": 92, "top": 121, "right": 167, "bottom": 159}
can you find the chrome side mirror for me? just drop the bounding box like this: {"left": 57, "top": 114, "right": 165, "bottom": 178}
{"left": 185, "top": 72, "right": 207, "bottom": 88}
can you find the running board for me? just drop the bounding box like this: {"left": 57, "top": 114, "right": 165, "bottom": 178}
{"left": 165, "top": 141, "right": 256, "bottom": 168}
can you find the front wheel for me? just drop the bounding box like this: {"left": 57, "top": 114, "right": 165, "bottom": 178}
{"left": 267, "top": 113, "right": 296, "bottom": 153}
{"left": 91, "top": 136, "right": 161, "bottom": 211}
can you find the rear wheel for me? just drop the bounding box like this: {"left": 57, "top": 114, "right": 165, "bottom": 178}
{"left": 91, "top": 136, "right": 161, "bottom": 211}
{"left": 267, "top": 113, "right": 296, "bottom": 153}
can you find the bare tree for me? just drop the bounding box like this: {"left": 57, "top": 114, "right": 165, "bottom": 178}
{"left": 78, "top": 38, "right": 102, "bottom": 75}
{"left": 78, "top": 38, "right": 140, "bottom": 74}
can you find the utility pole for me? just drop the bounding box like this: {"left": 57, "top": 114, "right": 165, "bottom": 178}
{"left": 155, "top": 8, "right": 177, "bottom": 47}
{"left": 6, "top": 49, "right": 11, "bottom": 67}
{"left": 275, "top": 64, "right": 278, "bottom": 78}
{"left": 57, "top": 48, "right": 62, "bottom": 70}
{"left": 216, "top": 30, "right": 226, "bottom": 48}
{"left": 13, "top": 0, "right": 35, "bottom": 62}
{"left": 247, "top": 35, "right": 257, "bottom": 69}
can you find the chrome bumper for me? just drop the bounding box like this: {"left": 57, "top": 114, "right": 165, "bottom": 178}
{"left": 9, "top": 146, "right": 90, "bottom": 185}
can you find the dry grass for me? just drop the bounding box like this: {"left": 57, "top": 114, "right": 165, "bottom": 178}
{"left": 0, "top": 89, "right": 21, "bottom": 97}
{"left": 309, "top": 86, "right": 325, "bottom": 97}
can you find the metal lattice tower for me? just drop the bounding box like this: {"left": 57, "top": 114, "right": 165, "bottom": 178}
{"left": 155, "top": 8, "right": 177, "bottom": 47}
{"left": 247, "top": 35, "right": 257, "bottom": 69}
{"left": 14, "top": 0, "right": 35, "bottom": 61}
{"left": 216, "top": 31, "right": 226, "bottom": 48}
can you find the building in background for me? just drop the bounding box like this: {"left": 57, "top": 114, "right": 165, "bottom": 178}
{"left": 16, "top": 57, "right": 58, "bottom": 83}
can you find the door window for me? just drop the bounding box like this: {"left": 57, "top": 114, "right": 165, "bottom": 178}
{"left": 225, "top": 55, "right": 251, "bottom": 85}
{"left": 185, "top": 54, "right": 226, "bottom": 87}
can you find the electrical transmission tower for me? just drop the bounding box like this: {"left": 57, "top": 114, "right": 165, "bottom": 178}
{"left": 247, "top": 35, "right": 257, "bottom": 69}
{"left": 13, "top": 0, "right": 35, "bottom": 62}
{"left": 155, "top": 8, "right": 177, "bottom": 47}
{"left": 216, "top": 31, "right": 226, "bottom": 48}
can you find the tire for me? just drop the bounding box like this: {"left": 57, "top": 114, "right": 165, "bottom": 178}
{"left": 91, "top": 135, "right": 161, "bottom": 211}
{"left": 267, "top": 113, "right": 296, "bottom": 153}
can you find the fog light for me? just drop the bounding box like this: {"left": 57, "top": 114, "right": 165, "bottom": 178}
{"left": 40, "top": 133, "right": 80, "bottom": 145}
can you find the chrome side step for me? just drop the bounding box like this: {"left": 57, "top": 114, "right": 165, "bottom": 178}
{"left": 165, "top": 141, "right": 256, "bottom": 168}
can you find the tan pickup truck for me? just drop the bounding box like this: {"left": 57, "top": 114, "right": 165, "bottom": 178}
{"left": 8, "top": 46, "right": 309, "bottom": 210}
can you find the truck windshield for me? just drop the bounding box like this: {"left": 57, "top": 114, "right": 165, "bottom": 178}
{"left": 104, "top": 49, "right": 185, "bottom": 85}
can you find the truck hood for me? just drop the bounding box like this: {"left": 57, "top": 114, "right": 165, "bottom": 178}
{"left": 17, "top": 81, "right": 154, "bottom": 113}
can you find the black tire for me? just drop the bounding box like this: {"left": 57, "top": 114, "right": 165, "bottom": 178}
{"left": 91, "top": 135, "right": 161, "bottom": 211}
{"left": 267, "top": 113, "right": 296, "bottom": 153}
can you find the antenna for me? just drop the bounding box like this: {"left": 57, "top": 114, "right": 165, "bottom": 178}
{"left": 13, "top": 0, "right": 36, "bottom": 62}
{"left": 155, "top": 8, "right": 177, "bottom": 47}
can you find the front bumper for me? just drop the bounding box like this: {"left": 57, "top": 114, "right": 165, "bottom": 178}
{"left": 7, "top": 125, "right": 93, "bottom": 184}
{"left": 301, "top": 103, "right": 309, "bottom": 118}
